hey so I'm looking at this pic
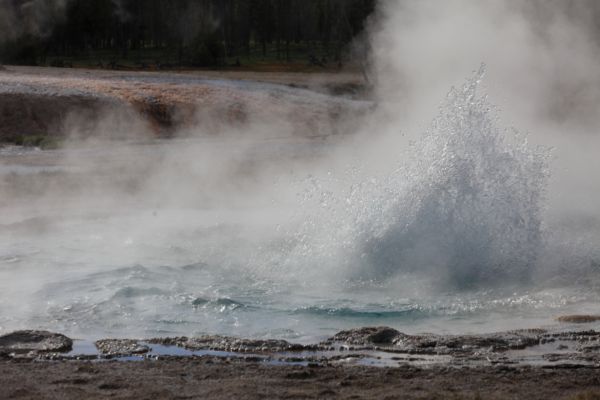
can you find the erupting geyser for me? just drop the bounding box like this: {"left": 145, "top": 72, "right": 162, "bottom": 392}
{"left": 285, "top": 66, "right": 549, "bottom": 290}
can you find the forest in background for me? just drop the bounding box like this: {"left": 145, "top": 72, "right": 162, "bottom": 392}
{"left": 0, "top": 0, "right": 376, "bottom": 71}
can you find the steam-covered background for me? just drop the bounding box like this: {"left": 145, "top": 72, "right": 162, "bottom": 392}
{"left": 0, "top": 0, "right": 599, "bottom": 341}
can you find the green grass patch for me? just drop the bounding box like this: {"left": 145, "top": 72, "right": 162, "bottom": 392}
{"left": 2, "top": 134, "right": 62, "bottom": 150}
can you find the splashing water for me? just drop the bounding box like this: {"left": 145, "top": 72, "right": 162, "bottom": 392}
{"left": 279, "top": 65, "right": 550, "bottom": 290}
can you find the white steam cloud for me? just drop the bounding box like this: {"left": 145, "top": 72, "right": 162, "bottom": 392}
{"left": 371, "top": 0, "right": 600, "bottom": 127}
{"left": 366, "top": 0, "right": 600, "bottom": 233}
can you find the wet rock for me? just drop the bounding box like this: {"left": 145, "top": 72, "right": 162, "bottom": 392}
{"left": 328, "top": 327, "right": 402, "bottom": 345}
{"left": 392, "top": 333, "right": 440, "bottom": 353}
{"left": 556, "top": 315, "right": 600, "bottom": 323}
{"left": 148, "top": 335, "right": 305, "bottom": 353}
{"left": 0, "top": 330, "right": 72, "bottom": 354}
{"left": 432, "top": 331, "right": 541, "bottom": 352}
{"left": 367, "top": 327, "right": 402, "bottom": 344}
{"left": 95, "top": 339, "right": 150, "bottom": 356}
{"left": 546, "top": 330, "right": 600, "bottom": 343}
{"left": 326, "top": 327, "right": 543, "bottom": 355}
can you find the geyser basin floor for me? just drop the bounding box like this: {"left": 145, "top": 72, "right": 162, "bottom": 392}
{"left": 5, "top": 324, "right": 600, "bottom": 368}
{"left": 3, "top": 326, "right": 600, "bottom": 400}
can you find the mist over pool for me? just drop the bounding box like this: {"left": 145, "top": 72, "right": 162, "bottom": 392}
{"left": 2, "top": 0, "right": 600, "bottom": 344}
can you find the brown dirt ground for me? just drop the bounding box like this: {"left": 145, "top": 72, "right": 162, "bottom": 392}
{"left": 2, "top": 358, "right": 600, "bottom": 400}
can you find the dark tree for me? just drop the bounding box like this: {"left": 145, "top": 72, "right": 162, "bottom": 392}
{"left": 0, "top": 0, "right": 376, "bottom": 68}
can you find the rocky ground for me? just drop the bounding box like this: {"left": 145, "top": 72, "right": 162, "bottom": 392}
{"left": 3, "top": 323, "right": 600, "bottom": 399}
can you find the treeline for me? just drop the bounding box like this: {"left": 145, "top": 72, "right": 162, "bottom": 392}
{"left": 1, "top": 0, "right": 376, "bottom": 69}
